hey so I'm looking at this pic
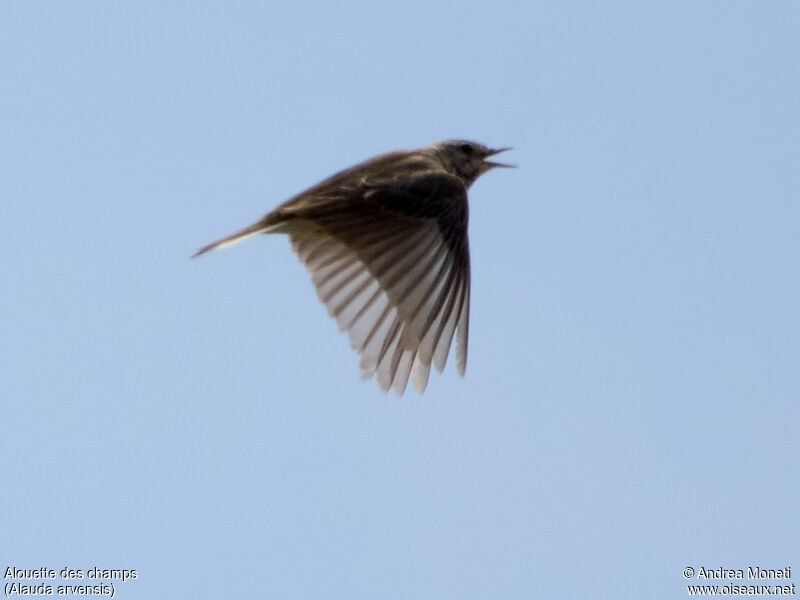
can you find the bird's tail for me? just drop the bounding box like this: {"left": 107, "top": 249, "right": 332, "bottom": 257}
{"left": 191, "top": 221, "right": 272, "bottom": 258}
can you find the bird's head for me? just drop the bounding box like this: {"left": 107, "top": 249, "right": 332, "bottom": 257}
{"left": 432, "top": 140, "right": 514, "bottom": 187}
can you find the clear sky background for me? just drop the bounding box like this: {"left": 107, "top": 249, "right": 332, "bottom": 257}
{"left": 2, "top": 2, "right": 798, "bottom": 598}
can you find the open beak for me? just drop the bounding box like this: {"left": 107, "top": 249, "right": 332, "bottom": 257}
{"left": 484, "top": 147, "right": 515, "bottom": 169}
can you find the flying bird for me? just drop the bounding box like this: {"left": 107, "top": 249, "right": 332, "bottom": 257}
{"left": 193, "top": 140, "right": 513, "bottom": 394}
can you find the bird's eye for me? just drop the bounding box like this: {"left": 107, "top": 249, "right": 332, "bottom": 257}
{"left": 459, "top": 143, "right": 473, "bottom": 155}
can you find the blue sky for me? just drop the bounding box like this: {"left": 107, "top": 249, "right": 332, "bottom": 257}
{"left": 2, "top": 2, "right": 798, "bottom": 598}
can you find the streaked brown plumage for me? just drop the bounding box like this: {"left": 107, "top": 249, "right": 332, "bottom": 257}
{"left": 193, "top": 140, "right": 512, "bottom": 394}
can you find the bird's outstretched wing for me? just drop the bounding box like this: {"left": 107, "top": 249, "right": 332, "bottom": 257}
{"left": 284, "top": 172, "right": 470, "bottom": 394}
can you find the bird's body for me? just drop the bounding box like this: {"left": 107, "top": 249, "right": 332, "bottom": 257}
{"left": 194, "top": 140, "right": 511, "bottom": 394}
